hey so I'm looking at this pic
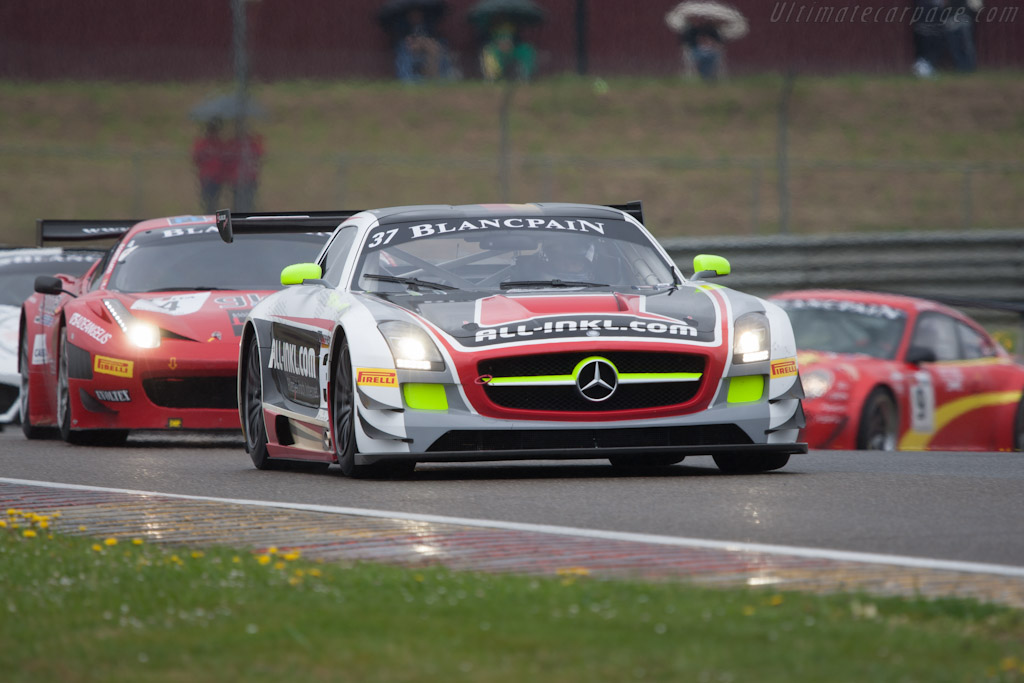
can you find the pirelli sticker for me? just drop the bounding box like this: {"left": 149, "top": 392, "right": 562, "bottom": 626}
{"left": 771, "top": 357, "right": 798, "bottom": 378}
{"left": 94, "top": 355, "right": 133, "bottom": 378}
{"left": 356, "top": 368, "right": 398, "bottom": 387}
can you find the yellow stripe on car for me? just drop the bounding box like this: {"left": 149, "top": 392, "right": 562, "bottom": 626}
{"left": 898, "top": 390, "right": 1022, "bottom": 450}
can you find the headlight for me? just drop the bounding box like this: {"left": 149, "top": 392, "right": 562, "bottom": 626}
{"left": 104, "top": 299, "right": 161, "bottom": 349}
{"left": 801, "top": 369, "right": 834, "bottom": 399}
{"left": 733, "top": 312, "right": 770, "bottom": 363}
{"left": 378, "top": 321, "right": 445, "bottom": 371}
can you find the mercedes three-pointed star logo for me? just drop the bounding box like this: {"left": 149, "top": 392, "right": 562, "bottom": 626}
{"left": 576, "top": 358, "right": 618, "bottom": 402}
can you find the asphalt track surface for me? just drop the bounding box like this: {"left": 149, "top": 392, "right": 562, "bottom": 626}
{"left": 2, "top": 428, "right": 1022, "bottom": 569}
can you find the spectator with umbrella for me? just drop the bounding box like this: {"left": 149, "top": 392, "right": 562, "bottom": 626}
{"left": 189, "top": 92, "right": 267, "bottom": 213}
{"left": 377, "top": 0, "right": 456, "bottom": 82}
{"left": 664, "top": 1, "right": 748, "bottom": 82}
{"left": 191, "top": 117, "right": 230, "bottom": 215}
{"left": 469, "top": 0, "right": 545, "bottom": 82}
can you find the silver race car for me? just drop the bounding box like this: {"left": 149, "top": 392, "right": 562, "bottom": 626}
{"left": 222, "top": 202, "right": 806, "bottom": 477}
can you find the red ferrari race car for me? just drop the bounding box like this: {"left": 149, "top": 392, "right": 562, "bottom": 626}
{"left": 19, "top": 214, "right": 342, "bottom": 445}
{"left": 770, "top": 289, "right": 1024, "bottom": 452}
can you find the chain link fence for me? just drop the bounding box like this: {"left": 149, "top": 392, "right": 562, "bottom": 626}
{"left": 1, "top": 143, "right": 1022, "bottom": 246}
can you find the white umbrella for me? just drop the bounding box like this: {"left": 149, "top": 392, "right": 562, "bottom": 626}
{"left": 665, "top": 1, "right": 749, "bottom": 41}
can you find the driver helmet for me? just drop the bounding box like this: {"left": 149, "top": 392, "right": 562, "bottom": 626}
{"left": 538, "top": 232, "right": 596, "bottom": 279}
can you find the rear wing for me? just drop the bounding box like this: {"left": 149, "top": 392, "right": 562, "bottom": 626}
{"left": 216, "top": 210, "right": 361, "bottom": 244}
{"left": 36, "top": 219, "right": 141, "bottom": 247}
{"left": 606, "top": 201, "right": 644, "bottom": 225}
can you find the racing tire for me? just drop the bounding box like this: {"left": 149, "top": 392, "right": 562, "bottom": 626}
{"left": 57, "top": 327, "right": 128, "bottom": 447}
{"left": 332, "top": 339, "right": 415, "bottom": 479}
{"left": 242, "top": 334, "right": 277, "bottom": 470}
{"left": 856, "top": 389, "right": 898, "bottom": 451}
{"left": 712, "top": 453, "right": 790, "bottom": 474}
{"left": 20, "top": 325, "right": 52, "bottom": 440}
{"left": 609, "top": 455, "right": 685, "bottom": 470}
{"left": 1013, "top": 397, "right": 1024, "bottom": 452}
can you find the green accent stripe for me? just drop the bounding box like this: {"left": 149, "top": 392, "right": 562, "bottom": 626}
{"left": 619, "top": 373, "right": 702, "bottom": 383}
{"left": 486, "top": 375, "right": 576, "bottom": 386}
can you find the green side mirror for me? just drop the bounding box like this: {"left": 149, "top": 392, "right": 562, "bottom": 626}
{"left": 281, "top": 263, "right": 324, "bottom": 286}
{"left": 692, "top": 254, "right": 731, "bottom": 279}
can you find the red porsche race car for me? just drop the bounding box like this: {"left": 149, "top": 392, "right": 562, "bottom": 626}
{"left": 19, "top": 213, "right": 342, "bottom": 445}
{"left": 770, "top": 289, "right": 1024, "bottom": 452}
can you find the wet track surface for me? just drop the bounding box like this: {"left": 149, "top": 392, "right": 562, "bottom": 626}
{"left": 2, "top": 429, "right": 1023, "bottom": 606}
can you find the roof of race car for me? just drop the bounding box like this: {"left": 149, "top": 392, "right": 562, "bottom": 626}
{"left": 771, "top": 288, "right": 961, "bottom": 317}
{"left": 364, "top": 203, "right": 637, "bottom": 225}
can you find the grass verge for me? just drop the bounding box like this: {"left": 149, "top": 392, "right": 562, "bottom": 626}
{"left": 2, "top": 510, "right": 1023, "bottom": 682}
{"left": 1, "top": 73, "right": 1023, "bottom": 244}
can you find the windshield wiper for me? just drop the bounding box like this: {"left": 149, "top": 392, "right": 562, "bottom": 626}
{"left": 500, "top": 279, "right": 608, "bottom": 290}
{"left": 363, "top": 274, "right": 457, "bottom": 292}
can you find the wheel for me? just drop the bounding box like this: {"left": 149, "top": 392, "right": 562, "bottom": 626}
{"left": 20, "top": 326, "right": 50, "bottom": 440}
{"left": 57, "top": 327, "right": 128, "bottom": 447}
{"left": 609, "top": 454, "right": 685, "bottom": 470}
{"left": 713, "top": 453, "right": 790, "bottom": 474}
{"left": 242, "top": 334, "right": 277, "bottom": 470}
{"left": 856, "top": 389, "right": 898, "bottom": 451}
{"left": 1013, "top": 397, "right": 1024, "bottom": 452}
{"left": 332, "top": 339, "right": 414, "bottom": 479}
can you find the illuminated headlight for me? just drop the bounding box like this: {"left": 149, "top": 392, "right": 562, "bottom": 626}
{"left": 104, "top": 299, "right": 161, "bottom": 349}
{"left": 733, "top": 312, "right": 770, "bottom": 363}
{"left": 127, "top": 322, "right": 161, "bottom": 349}
{"left": 800, "top": 369, "right": 834, "bottom": 399}
{"left": 378, "top": 321, "right": 445, "bottom": 371}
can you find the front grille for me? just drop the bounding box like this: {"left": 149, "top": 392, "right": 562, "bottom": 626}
{"left": 427, "top": 425, "right": 752, "bottom": 452}
{"left": 479, "top": 351, "right": 704, "bottom": 377}
{"left": 478, "top": 351, "right": 706, "bottom": 412}
{"left": 143, "top": 377, "right": 237, "bottom": 409}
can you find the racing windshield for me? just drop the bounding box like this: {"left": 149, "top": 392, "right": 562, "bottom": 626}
{"left": 0, "top": 253, "right": 100, "bottom": 306}
{"left": 353, "top": 216, "right": 678, "bottom": 294}
{"left": 108, "top": 227, "right": 328, "bottom": 293}
{"left": 776, "top": 298, "right": 907, "bottom": 359}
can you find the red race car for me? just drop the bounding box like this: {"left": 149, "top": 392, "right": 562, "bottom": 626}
{"left": 19, "top": 213, "right": 343, "bottom": 445}
{"left": 770, "top": 289, "right": 1024, "bottom": 452}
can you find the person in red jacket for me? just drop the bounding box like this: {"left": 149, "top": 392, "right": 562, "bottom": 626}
{"left": 191, "top": 118, "right": 231, "bottom": 214}
{"left": 227, "top": 128, "right": 264, "bottom": 212}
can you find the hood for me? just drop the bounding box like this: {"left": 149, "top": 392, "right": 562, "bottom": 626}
{"left": 111, "top": 290, "right": 271, "bottom": 341}
{"left": 372, "top": 286, "right": 721, "bottom": 348}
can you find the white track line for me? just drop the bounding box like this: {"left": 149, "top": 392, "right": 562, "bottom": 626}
{"left": 4, "top": 477, "right": 1024, "bottom": 578}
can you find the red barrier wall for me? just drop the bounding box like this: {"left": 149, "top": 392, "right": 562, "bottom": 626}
{"left": 2, "top": 0, "right": 1020, "bottom": 81}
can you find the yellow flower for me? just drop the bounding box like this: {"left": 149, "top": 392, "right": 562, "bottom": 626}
{"left": 288, "top": 576, "right": 302, "bottom": 586}
{"left": 104, "top": 538, "right": 118, "bottom": 546}
{"left": 78, "top": 525, "right": 87, "bottom": 531}
{"left": 0, "top": 520, "right": 7, "bottom": 528}
{"left": 6, "top": 509, "right": 17, "bottom": 516}
{"left": 308, "top": 568, "right": 322, "bottom": 577}
{"left": 556, "top": 567, "right": 590, "bottom": 576}
{"left": 38, "top": 521, "right": 49, "bottom": 530}
{"left": 769, "top": 594, "right": 784, "bottom": 606}
{"left": 52, "top": 512, "right": 61, "bottom": 518}
{"left": 257, "top": 555, "right": 271, "bottom": 565}
{"left": 92, "top": 544, "right": 103, "bottom": 552}
{"left": 267, "top": 546, "right": 278, "bottom": 555}
{"left": 132, "top": 538, "right": 144, "bottom": 545}
{"left": 742, "top": 606, "right": 756, "bottom": 616}
{"left": 22, "top": 529, "right": 37, "bottom": 538}
{"left": 283, "top": 552, "right": 300, "bottom": 561}
{"left": 273, "top": 561, "right": 286, "bottom": 570}
{"left": 1002, "top": 657, "right": 1020, "bottom": 672}
{"left": 232, "top": 556, "right": 241, "bottom": 564}
{"left": 191, "top": 551, "right": 205, "bottom": 559}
